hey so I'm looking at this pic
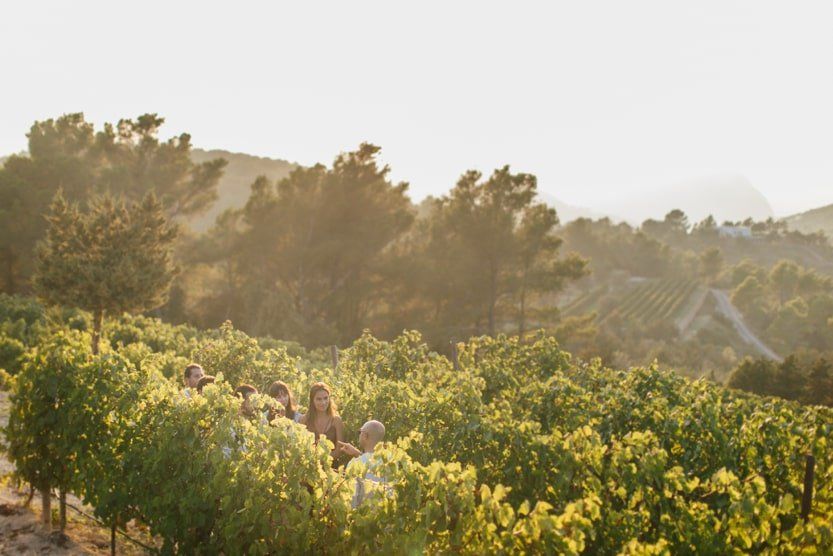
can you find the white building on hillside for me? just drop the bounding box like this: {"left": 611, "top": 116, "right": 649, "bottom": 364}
{"left": 717, "top": 225, "right": 752, "bottom": 239}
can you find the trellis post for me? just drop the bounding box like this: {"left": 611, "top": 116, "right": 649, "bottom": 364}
{"left": 801, "top": 453, "right": 815, "bottom": 521}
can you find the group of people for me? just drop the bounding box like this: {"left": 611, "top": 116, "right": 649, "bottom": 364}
{"left": 182, "top": 363, "right": 385, "bottom": 505}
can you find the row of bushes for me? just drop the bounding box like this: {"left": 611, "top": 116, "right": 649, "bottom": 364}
{"left": 4, "top": 328, "right": 600, "bottom": 554}
{"left": 2, "top": 293, "right": 833, "bottom": 552}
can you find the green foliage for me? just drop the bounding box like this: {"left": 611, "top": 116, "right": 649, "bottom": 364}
{"left": 105, "top": 313, "right": 199, "bottom": 354}
{"left": 0, "top": 113, "right": 226, "bottom": 294}
{"left": 728, "top": 259, "right": 833, "bottom": 355}
{"left": 192, "top": 321, "right": 302, "bottom": 392}
{"left": 191, "top": 143, "right": 414, "bottom": 345}
{"left": 411, "top": 166, "right": 587, "bottom": 340}
{"left": 33, "top": 192, "right": 178, "bottom": 352}
{"left": 699, "top": 247, "right": 723, "bottom": 282}
{"left": 0, "top": 293, "right": 44, "bottom": 330}
{"left": 556, "top": 215, "right": 833, "bottom": 376}
{"left": 4, "top": 111, "right": 833, "bottom": 380}
{"left": 346, "top": 439, "right": 600, "bottom": 554}
{"left": 6, "top": 330, "right": 92, "bottom": 492}
{"left": 731, "top": 275, "right": 769, "bottom": 324}
{"left": 3, "top": 300, "right": 833, "bottom": 553}
{"left": 68, "top": 350, "right": 162, "bottom": 527}
{"left": 0, "top": 334, "right": 25, "bottom": 374}
{"left": 561, "top": 218, "right": 675, "bottom": 279}
{"left": 0, "top": 367, "right": 12, "bottom": 390}
{"left": 729, "top": 354, "right": 833, "bottom": 407}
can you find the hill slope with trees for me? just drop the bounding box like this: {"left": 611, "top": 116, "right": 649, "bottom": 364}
{"left": 188, "top": 148, "right": 297, "bottom": 232}
{"left": 1, "top": 111, "right": 832, "bottom": 391}
{"left": 785, "top": 203, "right": 833, "bottom": 240}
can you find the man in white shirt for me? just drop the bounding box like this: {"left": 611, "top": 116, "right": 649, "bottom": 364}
{"left": 182, "top": 363, "right": 205, "bottom": 398}
{"left": 338, "top": 420, "right": 385, "bottom": 507}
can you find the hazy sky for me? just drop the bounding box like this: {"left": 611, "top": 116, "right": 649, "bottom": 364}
{"left": 2, "top": 1, "right": 831, "bottom": 215}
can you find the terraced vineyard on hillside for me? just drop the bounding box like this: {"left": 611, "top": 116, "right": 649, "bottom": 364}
{"left": 563, "top": 278, "right": 702, "bottom": 326}
{"left": 607, "top": 278, "right": 700, "bottom": 322}
{"left": 561, "top": 284, "right": 609, "bottom": 317}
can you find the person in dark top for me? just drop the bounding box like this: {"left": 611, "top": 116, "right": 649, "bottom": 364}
{"left": 299, "top": 382, "right": 344, "bottom": 465}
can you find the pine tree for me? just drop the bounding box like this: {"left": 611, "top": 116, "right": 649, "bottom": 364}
{"left": 33, "top": 192, "right": 178, "bottom": 353}
{"left": 0, "top": 112, "right": 225, "bottom": 294}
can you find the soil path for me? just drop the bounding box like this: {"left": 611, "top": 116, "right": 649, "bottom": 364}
{"left": 710, "top": 289, "right": 783, "bottom": 362}
{"left": 675, "top": 286, "right": 709, "bottom": 335}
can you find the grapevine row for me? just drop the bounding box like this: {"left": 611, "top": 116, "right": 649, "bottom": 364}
{"left": 1, "top": 300, "right": 831, "bottom": 553}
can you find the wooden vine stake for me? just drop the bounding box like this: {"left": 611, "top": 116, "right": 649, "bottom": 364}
{"left": 450, "top": 340, "right": 460, "bottom": 371}
{"left": 330, "top": 345, "right": 339, "bottom": 371}
{"left": 801, "top": 453, "right": 815, "bottom": 522}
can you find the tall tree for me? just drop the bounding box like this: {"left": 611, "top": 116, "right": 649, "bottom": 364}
{"left": 92, "top": 114, "right": 227, "bottom": 217}
{"left": 187, "top": 208, "right": 245, "bottom": 326}
{"left": 664, "top": 209, "right": 690, "bottom": 234}
{"left": 699, "top": 247, "right": 724, "bottom": 283}
{"left": 33, "top": 193, "right": 178, "bottom": 353}
{"left": 0, "top": 113, "right": 225, "bottom": 294}
{"left": 731, "top": 276, "right": 769, "bottom": 326}
{"left": 0, "top": 170, "right": 43, "bottom": 292}
{"left": 419, "top": 166, "right": 586, "bottom": 338}
{"left": 515, "top": 204, "right": 587, "bottom": 336}
{"left": 205, "top": 143, "right": 414, "bottom": 344}
{"left": 769, "top": 260, "right": 800, "bottom": 305}
{"left": 445, "top": 167, "right": 538, "bottom": 335}
{"left": 641, "top": 209, "right": 690, "bottom": 244}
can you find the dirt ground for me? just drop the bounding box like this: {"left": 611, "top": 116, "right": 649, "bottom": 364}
{"left": 0, "top": 391, "right": 152, "bottom": 555}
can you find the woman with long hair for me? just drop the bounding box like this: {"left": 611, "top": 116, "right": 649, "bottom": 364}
{"left": 299, "top": 382, "right": 344, "bottom": 465}
{"left": 267, "top": 380, "right": 301, "bottom": 422}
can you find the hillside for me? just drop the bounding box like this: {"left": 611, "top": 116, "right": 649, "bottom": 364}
{"left": 188, "top": 148, "right": 297, "bottom": 231}
{"left": 784, "top": 202, "right": 833, "bottom": 239}
{"left": 559, "top": 276, "right": 774, "bottom": 379}
{"left": 0, "top": 148, "right": 297, "bottom": 233}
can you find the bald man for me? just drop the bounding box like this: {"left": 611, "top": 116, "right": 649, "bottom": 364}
{"left": 338, "top": 420, "right": 385, "bottom": 506}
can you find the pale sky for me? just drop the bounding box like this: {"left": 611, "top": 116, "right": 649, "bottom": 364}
{"left": 1, "top": 1, "right": 832, "bottom": 216}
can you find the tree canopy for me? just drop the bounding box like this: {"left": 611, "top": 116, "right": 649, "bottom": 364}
{"left": 33, "top": 192, "right": 178, "bottom": 352}
{"left": 0, "top": 113, "right": 224, "bottom": 293}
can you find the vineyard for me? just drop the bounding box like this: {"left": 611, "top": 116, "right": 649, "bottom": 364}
{"left": 561, "top": 284, "right": 610, "bottom": 318}
{"left": 608, "top": 279, "right": 701, "bottom": 323}
{"left": 563, "top": 278, "right": 703, "bottom": 327}
{"left": 0, "top": 294, "right": 831, "bottom": 554}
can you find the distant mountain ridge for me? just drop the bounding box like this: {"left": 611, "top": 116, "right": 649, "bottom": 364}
{"left": 591, "top": 175, "right": 775, "bottom": 225}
